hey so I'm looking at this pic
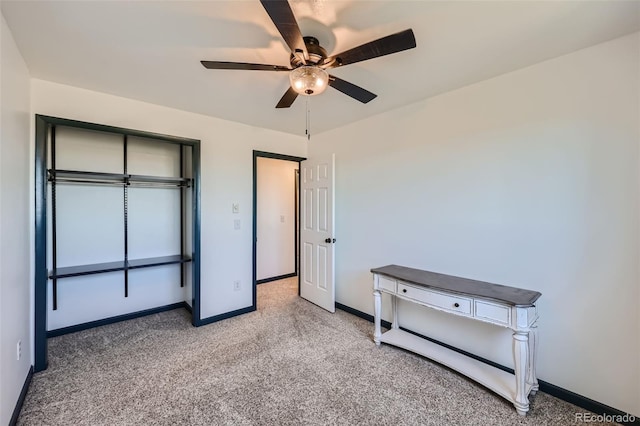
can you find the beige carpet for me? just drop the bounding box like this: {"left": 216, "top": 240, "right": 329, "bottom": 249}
{"left": 18, "top": 277, "right": 615, "bottom": 425}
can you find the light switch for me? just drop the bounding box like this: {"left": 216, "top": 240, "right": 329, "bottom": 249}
{"left": 234, "top": 219, "right": 241, "bottom": 230}
{"left": 232, "top": 203, "right": 240, "bottom": 214}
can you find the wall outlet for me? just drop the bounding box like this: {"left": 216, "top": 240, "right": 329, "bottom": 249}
{"left": 233, "top": 280, "right": 241, "bottom": 291}
{"left": 16, "top": 340, "right": 21, "bottom": 361}
{"left": 234, "top": 219, "right": 241, "bottom": 230}
{"left": 280, "top": 215, "right": 285, "bottom": 223}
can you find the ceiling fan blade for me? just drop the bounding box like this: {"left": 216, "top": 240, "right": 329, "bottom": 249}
{"left": 276, "top": 86, "right": 299, "bottom": 108}
{"left": 328, "top": 75, "right": 377, "bottom": 104}
{"left": 260, "top": 0, "right": 308, "bottom": 61}
{"left": 201, "top": 61, "right": 290, "bottom": 71}
{"left": 324, "top": 29, "right": 416, "bottom": 68}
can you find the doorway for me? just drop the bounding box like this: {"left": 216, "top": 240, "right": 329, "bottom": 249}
{"left": 252, "top": 151, "right": 306, "bottom": 307}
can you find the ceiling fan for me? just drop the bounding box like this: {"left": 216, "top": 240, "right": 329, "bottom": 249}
{"left": 201, "top": 0, "right": 416, "bottom": 108}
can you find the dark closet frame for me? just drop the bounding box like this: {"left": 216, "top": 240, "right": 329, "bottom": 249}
{"left": 34, "top": 115, "right": 201, "bottom": 372}
{"left": 252, "top": 150, "right": 306, "bottom": 305}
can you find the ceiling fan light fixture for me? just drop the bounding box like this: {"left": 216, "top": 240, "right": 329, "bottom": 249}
{"left": 289, "top": 66, "right": 329, "bottom": 96}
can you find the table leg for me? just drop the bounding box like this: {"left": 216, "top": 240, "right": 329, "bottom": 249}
{"left": 513, "top": 331, "right": 530, "bottom": 416}
{"left": 527, "top": 325, "right": 539, "bottom": 394}
{"left": 392, "top": 294, "right": 399, "bottom": 329}
{"left": 374, "top": 289, "right": 382, "bottom": 345}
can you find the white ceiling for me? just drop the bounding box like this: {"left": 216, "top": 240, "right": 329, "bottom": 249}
{"left": 3, "top": 1, "right": 639, "bottom": 136}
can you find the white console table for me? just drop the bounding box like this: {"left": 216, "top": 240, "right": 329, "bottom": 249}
{"left": 372, "top": 265, "right": 541, "bottom": 416}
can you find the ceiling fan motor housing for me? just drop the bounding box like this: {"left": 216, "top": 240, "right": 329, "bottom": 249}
{"left": 290, "top": 36, "right": 328, "bottom": 67}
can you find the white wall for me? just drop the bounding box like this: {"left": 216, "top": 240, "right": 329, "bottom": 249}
{"left": 257, "top": 157, "right": 298, "bottom": 281}
{"left": 309, "top": 33, "right": 640, "bottom": 416}
{"left": 0, "top": 12, "right": 32, "bottom": 425}
{"left": 31, "top": 79, "right": 308, "bottom": 321}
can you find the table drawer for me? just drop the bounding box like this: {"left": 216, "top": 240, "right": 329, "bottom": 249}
{"left": 474, "top": 300, "right": 511, "bottom": 326}
{"left": 378, "top": 276, "right": 396, "bottom": 293}
{"left": 397, "top": 283, "right": 472, "bottom": 315}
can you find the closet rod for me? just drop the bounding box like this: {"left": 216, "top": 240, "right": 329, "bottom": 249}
{"left": 128, "top": 183, "right": 190, "bottom": 188}
{"left": 50, "top": 179, "right": 190, "bottom": 188}
{"left": 49, "top": 179, "right": 126, "bottom": 186}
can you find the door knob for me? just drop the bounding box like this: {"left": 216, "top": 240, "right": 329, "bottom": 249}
{"left": 324, "top": 238, "right": 336, "bottom": 244}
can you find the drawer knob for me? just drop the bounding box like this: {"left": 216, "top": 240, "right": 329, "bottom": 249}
{"left": 453, "top": 302, "right": 460, "bottom": 308}
{"left": 402, "top": 289, "right": 407, "bottom": 293}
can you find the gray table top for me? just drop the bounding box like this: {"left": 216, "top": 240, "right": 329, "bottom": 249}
{"left": 371, "top": 264, "right": 541, "bottom": 307}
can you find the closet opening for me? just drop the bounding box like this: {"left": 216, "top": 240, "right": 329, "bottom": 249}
{"left": 34, "top": 115, "right": 201, "bottom": 372}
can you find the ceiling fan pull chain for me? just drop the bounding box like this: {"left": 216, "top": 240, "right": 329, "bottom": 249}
{"left": 306, "top": 97, "right": 311, "bottom": 141}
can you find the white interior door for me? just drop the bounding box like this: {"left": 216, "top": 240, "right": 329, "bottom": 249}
{"left": 300, "top": 154, "right": 335, "bottom": 312}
